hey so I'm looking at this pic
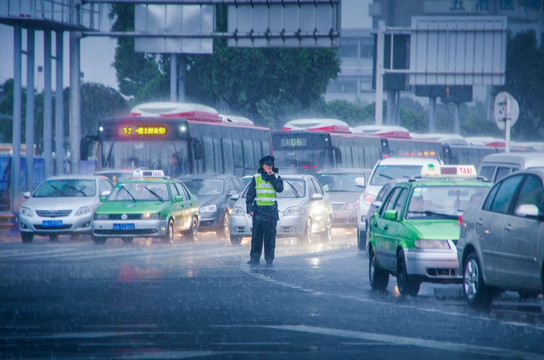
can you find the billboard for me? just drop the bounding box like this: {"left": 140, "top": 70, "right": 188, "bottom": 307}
{"left": 409, "top": 16, "right": 507, "bottom": 86}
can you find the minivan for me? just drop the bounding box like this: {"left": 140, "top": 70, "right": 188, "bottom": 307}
{"left": 478, "top": 152, "right": 544, "bottom": 183}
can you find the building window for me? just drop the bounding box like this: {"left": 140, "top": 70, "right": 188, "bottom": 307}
{"left": 339, "top": 38, "right": 358, "bottom": 58}
{"left": 360, "top": 37, "right": 373, "bottom": 58}
{"left": 328, "top": 77, "right": 358, "bottom": 94}
{"left": 359, "top": 76, "right": 373, "bottom": 91}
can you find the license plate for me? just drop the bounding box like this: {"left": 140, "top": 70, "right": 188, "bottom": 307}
{"left": 42, "top": 220, "right": 63, "bottom": 228}
{"left": 113, "top": 223, "right": 135, "bottom": 231}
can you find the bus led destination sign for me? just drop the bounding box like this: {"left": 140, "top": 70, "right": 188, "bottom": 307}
{"left": 281, "top": 138, "right": 308, "bottom": 147}
{"left": 119, "top": 125, "right": 168, "bottom": 137}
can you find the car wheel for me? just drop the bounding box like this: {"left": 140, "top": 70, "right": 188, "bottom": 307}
{"left": 92, "top": 235, "right": 106, "bottom": 245}
{"left": 463, "top": 252, "right": 495, "bottom": 308}
{"left": 320, "top": 216, "right": 332, "bottom": 242}
{"left": 216, "top": 212, "right": 230, "bottom": 242}
{"left": 49, "top": 234, "right": 58, "bottom": 242}
{"left": 357, "top": 230, "right": 366, "bottom": 251}
{"left": 369, "top": 246, "right": 389, "bottom": 291}
{"left": 230, "top": 235, "right": 242, "bottom": 246}
{"left": 302, "top": 218, "right": 312, "bottom": 244}
{"left": 162, "top": 219, "right": 175, "bottom": 244}
{"left": 397, "top": 251, "right": 421, "bottom": 296}
{"left": 183, "top": 217, "right": 198, "bottom": 242}
{"left": 122, "top": 237, "right": 134, "bottom": 245}
{"left": 21, "top": 232, "right": 33, "bottom": 244}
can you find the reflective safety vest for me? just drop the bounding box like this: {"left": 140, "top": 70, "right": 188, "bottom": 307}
{"left": 255, "top": 174, "right": 277, "bottom": 206}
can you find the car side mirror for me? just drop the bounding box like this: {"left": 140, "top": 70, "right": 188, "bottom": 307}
{"left": 514, "top": 204, "right": 539, "bottom": 218}
{"left": 371, "top": 200, "right": 382, "bottom": 209}
{"left": 228, "top": 190, "right": 237, "bottom": 196}
{"left": 23, "top": 191, "right": 31, "bottom": 199}
{"left": 354, "top": 177, "right": 366, "bottom": 188}
{"left": 384, "top": 209, "right": 398, "bottom": 221}
{"left": 100, "top": 190, "right": 111, "bottom": 202}
{"left": 175, "top": 195, "right": 184, "bottom": 202}
{"left": 231, "top": 193, "right": 240, "bottom": 201}
{"left": 311, "top": 193, "right": 323, "bottom": 201}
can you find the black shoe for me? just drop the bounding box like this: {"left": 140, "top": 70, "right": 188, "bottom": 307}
{"left": 247, "top": 260, "right": 259, "bottom": 266}
{"left": 265, "top": 262, "right": 273, "bottom": 267}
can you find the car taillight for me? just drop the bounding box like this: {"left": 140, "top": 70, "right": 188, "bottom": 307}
{"left": 363, "top": 194, "right": 375, "bottom": 205}
{"left": 459, "top": 215, "right": 463, "bottom": 225}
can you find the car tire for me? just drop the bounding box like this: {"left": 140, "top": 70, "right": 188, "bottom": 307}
{"left": 369, "top": 246, "right": 389, "bottom": 291}
{"left": 49, "top": 234, "right": 58, "bottom": 242}
{"left": 122, "top": 237, "right": 134, "bottom": 245}
{"left": 463, "top": 252, "right": 495, "bottom": 308}
{"left": 162, "top": 219, "right": 175, "bottom": 244}
{"left": 230, "top": 235, "right": 242, "bottom": 246}
{"left": 92, "top": 235, "right": 106, "bottom": 245}
{"left": 183, "top": 217, "right": 198, "bottom": 242}
{"left": 357, "top": 230, "right": 366, "bottom": 251}
{"left": 216, "top": 212, "right": 230, "bottom": 242}
{"left": 302, "top": 218, "right": 312, "bottom": 244}
{"left": 21, "top": 232, "right": 33, "bottom": 244}
{"left": 397, "top": 251, "right": 421, "bottom": 296}
{"left": 320, "top": 216, "right": 332, "bottom": 242}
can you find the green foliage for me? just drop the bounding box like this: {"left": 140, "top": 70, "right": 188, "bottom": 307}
{"left": 494, "top": 31, "right": 544, "bottom": 140}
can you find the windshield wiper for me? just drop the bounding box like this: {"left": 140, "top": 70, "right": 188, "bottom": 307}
{"left": 409, "top": 210, "right": 458, "bottom": 219}
{"left": 284, "top": 181, "right": 299, "bottom": 198}
{"left": 378, "top": 173, "right": 394, "bottom": 180}
{"left": 64, "top": 184, "right": 87, "bottom": 196}
{"left": 119, "top": 184, "right": 136, "bottom": 202}
{"left": 50, "top": 184, "right": 68, "bottom": 196}
{"left": 145, "top": 187, "right": 165, "bottom": 202}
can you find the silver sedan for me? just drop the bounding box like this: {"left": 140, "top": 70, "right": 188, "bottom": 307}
{"left": 229, "top": 174, "right": 332, "bottom": 245}
{"left": 18, "top": 175, "right": 113, "bottom": 243}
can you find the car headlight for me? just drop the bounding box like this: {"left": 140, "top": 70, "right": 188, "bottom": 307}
{"left": 233, "top": 207, "right": 246, "bottom": 216}
{"left": 346, "top": 200, "right": 359, "bottom": 210}
{"left": 94, "top": 213, "right": 109, "bottom": 220}
{"left": 284, "top": 207, "right": 304, "bottom": 216}
{"left": 415, "top": 239, "right": 450, "bottom": 249}
{"left": 201, "top": 204, "right": 217, "bottom": 213}
{"left": 141, "top": 213, "right": 160, "bottom": 219}
{"left": 75, "top": 206, "right": 93, "bottom": 217}
{"left": 20, "top": 206, "right": 33, "bottom": 217}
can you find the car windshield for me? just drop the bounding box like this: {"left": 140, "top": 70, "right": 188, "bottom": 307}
{"left": 33, "top": 179, "right": 97, "bottom": 198}
{"left": 316, "top": 173, "right": 362, "bottom": 192}
{"left": 406, "top": 185, "right": 489, "bottom": 219}
{"left": 183, "top": 179, "right": 224, "bottom": 195}
{"left": 108, "top": 182, "right": 170, "bottom": 201}
{"left": 242, "top": 178, "right": 306, "bottom": 198}
{"left": 370, "top": 165, "right": 424, "bottom": 186}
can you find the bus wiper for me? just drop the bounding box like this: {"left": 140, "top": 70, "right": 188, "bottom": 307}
{"left": 120, "top": 184, "right": 136, "bottom": 202}
{"left": 145, "top": 187, "right": 164, "bottom": 202}
{"left": 64, "top": 184, "right": 87, "bottom": 196}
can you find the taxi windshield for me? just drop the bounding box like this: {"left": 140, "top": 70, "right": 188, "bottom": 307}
{"left": 33, "top": 179, "right": 97, "bottom": 198}
{"left": 109, "top": 182, "right": 170, "bottom": 202}
{"left": 406, "top": 185, "right": 489, "bottom": 219}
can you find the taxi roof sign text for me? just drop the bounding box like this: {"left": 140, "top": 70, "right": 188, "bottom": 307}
{"left": 132, "top": 169, "right": 165, "bottom": 178}
{"left": 421, "top": 165, "right": 477, "bottom": 178}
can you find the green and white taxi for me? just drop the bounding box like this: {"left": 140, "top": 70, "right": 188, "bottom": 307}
{"left": 367, "top": 165, "right": 492, "bottom": 296}
{"left": 92, "top": 169, "right": 200, "bottom": 244}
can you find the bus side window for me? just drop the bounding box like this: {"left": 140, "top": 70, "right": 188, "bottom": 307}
{"left": 213, "top": 138, "right": 222, "bottom": 173}
{"left": 243, "top": 140, "right": 254, "bottom": 173}
{"left": 203, "top": 137, "right": 214, "bottom": 174}
{"left": 233, "top": 140, "right": 243, "bottom": 176}
{"left": 222, "top": 139, "right": 234, "bottom": 175}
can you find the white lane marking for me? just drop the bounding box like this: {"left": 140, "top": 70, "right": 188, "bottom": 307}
{"left": 216, "top": 324, "right": 544, "bottom": 360}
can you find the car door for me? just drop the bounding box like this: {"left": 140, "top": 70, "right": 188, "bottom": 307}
{"left": 477, "top": 174, "right": 524, "bottom": 284}
{"left": 371, "top": 186, "right": 403, "bottom": 271}
{"left": 499, "top": 174, "right": 544, "bottom": 288}
{"left": 169, "top": 181, "right": 185, "bottom": 232}
{"left": 174, "top": 181, "right": 194, "bottom": 231}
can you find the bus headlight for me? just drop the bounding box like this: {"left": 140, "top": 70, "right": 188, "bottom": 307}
{"left": 415, "top": 239, "right": 450, "bottom": 249}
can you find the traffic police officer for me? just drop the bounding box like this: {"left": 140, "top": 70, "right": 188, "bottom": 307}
{"left": 246, "top": 155, "right": 284, "bottom": 266}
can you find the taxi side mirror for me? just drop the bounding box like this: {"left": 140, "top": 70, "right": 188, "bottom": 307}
{"left": 384, "top": 209, "right": 398, "bottom": 221}
{"left": 175, "top": 195, "right": 184, "bottom": 202}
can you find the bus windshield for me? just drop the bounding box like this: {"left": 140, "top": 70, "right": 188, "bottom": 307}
{"left": 100, "top": 140, "right": 189, "bottom": 175}
{"left": 274, "top": 149, "right": 332, "bottom": 171}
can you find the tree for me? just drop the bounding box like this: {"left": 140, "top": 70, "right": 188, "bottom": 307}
{"left": 109, "top": 5, "right": 341, "bottom": 129}
{"left": 494, "top": 31, "right": 544, "bottom": 140}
